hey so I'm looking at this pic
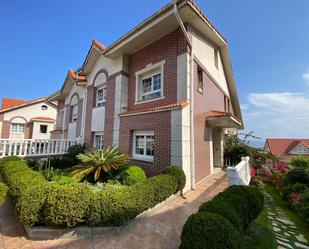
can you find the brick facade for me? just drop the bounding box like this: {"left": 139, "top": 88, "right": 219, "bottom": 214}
{"left": 104, "top": 77, "right": 116, "bottom": 146}
{"left": 193, "top": 59, "right": 233, "bottom": 182}
{"left": 119, "top": 111, "right": 171, "bottom": 176}
{"left": 127, "top": 28, "right": 188, "bottom": 112}
{"left": 84, "top": 85, "right": 96, "bottom": 148}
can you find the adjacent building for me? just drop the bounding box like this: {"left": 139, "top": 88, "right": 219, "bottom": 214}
{"left": 0, "top": 97, "right": 57, "bottom": 140}
{"left": 264, "top": 138, "right": 309, "bottom": 162}
{"left": 48, "top": 0, "right": 243, "bottom": 190}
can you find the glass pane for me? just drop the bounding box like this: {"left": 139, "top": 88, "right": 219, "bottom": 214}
{"left": 146, "top": 135, "right": 154, "bottom": 156}
{"left": 97, "top": 89, "right": 104, "bottom": 102}
{"left": 135, "top": 135, "right": 145, "bottom": 155}
{"left": 142, "top": 92, "right": 161, "bottom": 100}
{"left": 153, "top": 74, "right": 161, "bottom": 91}
{"left": 103, "top": 88, "right": 107, "bottom": 101}
{"left": 18, "top": 124, "right": 25, "bottom": 133}
{"left": 142, "top": 78, "right": 152, "bottom": 93}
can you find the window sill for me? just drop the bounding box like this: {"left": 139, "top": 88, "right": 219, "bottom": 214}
{"left": 131, "top": 156, "right": 154, "bottom": 163}
{"left": 135, "top": 96, "right": 165, "bottom": 105}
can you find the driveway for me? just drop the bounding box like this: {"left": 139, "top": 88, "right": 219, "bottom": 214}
{"left": 0, "top": 170, "right": 227, "bottom": 249}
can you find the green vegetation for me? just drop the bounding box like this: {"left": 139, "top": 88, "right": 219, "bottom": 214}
{"left": 0, "top": 156, "right": 183, "bottom": 228}
{"left": 0, "top": 183, "right": 8, "bottom": 205}
{"left": 120, "top": 165, "right": 146, "bottom": 186}
{"left": 180, "top": 185, "right": 263, "bottom": 249}
{"left": 163, "top": 165, "right": 186, "bottom": 192}
{"left": 71, "top": 146, "right": 129, "bottom": 182}
{"left": 265, "top": 183, "right": 309, "bottom": 242}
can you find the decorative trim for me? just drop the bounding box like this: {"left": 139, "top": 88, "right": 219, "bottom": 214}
{"left": 9, "top": 116, "right": 28, "bottom": 123}
{"left": 93, "top": 69, "right": 109, "bottom": 85}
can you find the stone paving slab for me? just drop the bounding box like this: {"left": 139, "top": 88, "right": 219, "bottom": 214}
{"left": 264, "top": 193, "right": 309, "bottom": 249}
{"left": 0, "top": 170, "right": 228, "bottom": 249}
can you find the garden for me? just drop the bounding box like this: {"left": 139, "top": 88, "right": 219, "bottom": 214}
{"left": 0, "top": 145, "right": 186, "bottom": 229}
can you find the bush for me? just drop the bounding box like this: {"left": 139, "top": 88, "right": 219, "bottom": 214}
{"left": 44, "top": 184, "right": 91, "bottom": 228}
{"left": 0, "top": 183, "right": 8, "bottom": 205}
{"left": 290, "top": 156, "right": 309, "bottom": 169}
{"left": 299, "top": 189, "right": 309, "bottom": 223}
{"left": 0, "top": 157, "right": 178, "bottom": 228}
{"left": 120, "top": 165, "right": 146, "bottom": 186}
{"left": 199, "top": 198, "right": 244, "bottom": 230}
{"left": 163, "top": 165, "right": 186, "bottom": 192}
{"left": 287, "top": 167, "right": 309, "bottom": 185}
{"left": 180, "top": 212, "right": 244, "bottom": 249}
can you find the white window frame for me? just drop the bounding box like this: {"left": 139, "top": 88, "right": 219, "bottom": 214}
{"left": 294, "top": 144, "right": 309, "bottom": 154}
{"left": 10, "top": 123, "right": 25, "bottom": 134}
{"left": 132, "top": 130, "right": 154, "bottom": 162}
{"left": 96, "top": 86, "right": 107, "bottom": 107}
{"left": 93, "top": 132, "right": 104, "bottom": 150}
{"left": 135, "top": 60, "right": 165, "bottom": 104}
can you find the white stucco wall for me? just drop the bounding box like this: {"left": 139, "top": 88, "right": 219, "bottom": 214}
{"left": 191, "top": 31, "right": 230, "bottom": 97}
{"left": 91, "top": 107, "right": 105, "bottom": 132}
{"left": 32, "top": 121, "right": 55, "bottom": 139}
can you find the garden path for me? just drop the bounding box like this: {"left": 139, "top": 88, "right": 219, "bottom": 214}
{"left": 0, "top": 170, "right": 228, "bottom": 249}
{"left": 265, "top": 193, "right": 309, "bottom": 249}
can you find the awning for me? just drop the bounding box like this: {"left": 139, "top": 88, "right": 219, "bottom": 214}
{"left": 205, "top": 111, "right": 242, "bottom": 129}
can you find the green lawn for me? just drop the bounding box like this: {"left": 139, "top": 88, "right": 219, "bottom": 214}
{"left": 264, "top": 183, "right": 309, "bottom": 242}
{"left": 244, "top": 197, "right": 277, "bottom": 249}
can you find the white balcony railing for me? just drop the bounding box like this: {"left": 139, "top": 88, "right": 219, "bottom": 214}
{"left": 0, "top": 139, "right": 79, "bottom": 158}
{"left": 227, "top": 156, "right": 251, "bottom": 186}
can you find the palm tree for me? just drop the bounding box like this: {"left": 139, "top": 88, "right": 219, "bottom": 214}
{"left": 70, "top": 146, "right": 129, "bottom": 181}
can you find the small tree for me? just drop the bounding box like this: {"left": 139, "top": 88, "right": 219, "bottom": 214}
{"left": 70, "top": 146, "right": 128, "bottom": 182}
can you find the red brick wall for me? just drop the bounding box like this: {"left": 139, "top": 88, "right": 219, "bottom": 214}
{"left": 127, "top": 28, "right": 188, "bottom": 111}
{"left": 119, "top": 111, "right": 171, "bottom": 176}
{"left": 193, "top": 60, "right": 228, "bottom": 182}
{"left": 84, "top": 85, "right": 96, "bottom": 148}
{"left": 76, "top": 99, "right": 83, "bottom": 137}
{"left": 1, "top": 121, "right": 10, "bottom": 139}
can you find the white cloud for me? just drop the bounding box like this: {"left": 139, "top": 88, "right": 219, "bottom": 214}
{"left": 243, "top": 92, "right": 309, "bottom": 141}
{"left": 302, "top": 70, "right": 309, "bottom": 84}
{"left": 240, "top": 104, "right": 248, "bottom": 110}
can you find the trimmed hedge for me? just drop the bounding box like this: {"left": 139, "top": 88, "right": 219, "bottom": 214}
{"left": 180, "top": 212, "right": 244, "bottom": 249}
{"left": 163, "top": 165, "right": 186, "bottom": 192}
{"left": 180, "top": 185, "right": 264, "bottom": 249}
{"left": 0, "top": 157, "right": 180, "bottom": 228}
{"left": 120, "top": 165, "right": 146, "bottom": 186}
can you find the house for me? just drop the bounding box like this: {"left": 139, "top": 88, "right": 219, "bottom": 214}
{"left": 47, "top": 0, "right": 243, "bottom": 190}
{"left": 0, "top": 97, "right": 57, "bottom": 140}
{"left": 264, "top": 138, "right": 309, "bottom": 162}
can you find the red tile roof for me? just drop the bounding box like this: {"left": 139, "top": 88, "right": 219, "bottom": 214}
{"left": 120, "top": 101, "right": 189, "bottom": 116}
{"left": 1, "top": 98, "right": 29, "bottom": 110}
{"left": 31, "top": 116, "right": 56, "bottom": 122}
{"left": 68, "top": 70, "right": 87, "bottom": 82}
{"left": 266, "top": 138, "right": 309, "bottom": 157}
{"left": 92, "top": 39, "right": 106, "bottom": 51}
{"left": 205, "top": 110, "right": 242, "bottom": 123}
{"left": 1, "top": 97, "right": 46, "bottom": 111}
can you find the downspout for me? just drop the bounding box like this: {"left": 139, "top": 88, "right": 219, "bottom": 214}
{"left": 173, "top": 2, "right": 196, "bottom": 190}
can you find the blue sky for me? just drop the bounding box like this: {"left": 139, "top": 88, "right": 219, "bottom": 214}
{"left": 1, "top": 0, "right": 309, "bottom": 146}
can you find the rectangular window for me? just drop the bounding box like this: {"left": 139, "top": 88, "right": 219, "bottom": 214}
{"left": 197, "top": 66, "right": 203, "bottom": 93}
{"left": 97, "top": 87, "right": 107, "bottom": 107}
{"left": 58, "top": 110, "right": 64, "bottom": 128}
{"left": 71, "top": 105, "right": 78, "bottom": 122}
{"left": 140, "top": 73, "right": 162, "bottom": 101}
{"left": 40, "top": 125, "right": 48, "bottom": 134}
{"left": 133, "top": 130, "right": 154, "bottom": 161}
{"left": 11, "top": 123, "right": 25, "bottom": 133}
{"left": 94, "top": 133, "right": 104, "bottom": 150}
{"left": 214, "top": 49, "right": 219, "bottom": 69}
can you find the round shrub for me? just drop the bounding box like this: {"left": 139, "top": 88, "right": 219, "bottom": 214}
{"left": 180, "top": 212, "right": 244, "bottom": 249}
{"left": 199, "top": 198, "right": 244, "bottom": 230}
{"left": 287, "top": 167, "right": 309, "bottom": 185}
{"left": 44, "top": 184, "right": 91, "bottom": 228}
{"left": 0, "top": 183, "right": 8, "bottom": 205}
{"left": 163, "top": 165, "right": 186, "bottom": 192}
{"left": 121, "top": 165, "right": 146, "bottom": 186}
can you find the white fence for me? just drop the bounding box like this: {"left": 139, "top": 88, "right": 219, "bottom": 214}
{"left": 0, "top": 139, "right": 79, "bottom": 158}
{"left": 227, "top": 156, "right": 251, "bottom": 186}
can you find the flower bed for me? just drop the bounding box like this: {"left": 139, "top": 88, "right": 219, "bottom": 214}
{"left": 0, "top": 157, "right": 184, "bottom": 228}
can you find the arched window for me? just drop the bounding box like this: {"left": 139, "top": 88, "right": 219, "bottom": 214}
{"left": 70, "top": 94, "right": 79, "bottom": 123}
{"left": 94, "top": 70, "right": 108, "bottom": 107}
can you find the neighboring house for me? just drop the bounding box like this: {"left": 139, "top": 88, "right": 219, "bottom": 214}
{"left": 47, "top": 0, "right": 243, "bottom": 190}
{"left": 264, "top": 138, "right": 309, "bottom": 162}
{"left": 0, "top": 97, "right": 57, "bottom": 140}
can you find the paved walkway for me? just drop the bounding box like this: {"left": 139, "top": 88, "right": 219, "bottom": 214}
{"left": 265, "top": 193, "right": 309, "bottom": 249}
{"left": 0, "top": 170, "right": 228, "bottom": 249}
